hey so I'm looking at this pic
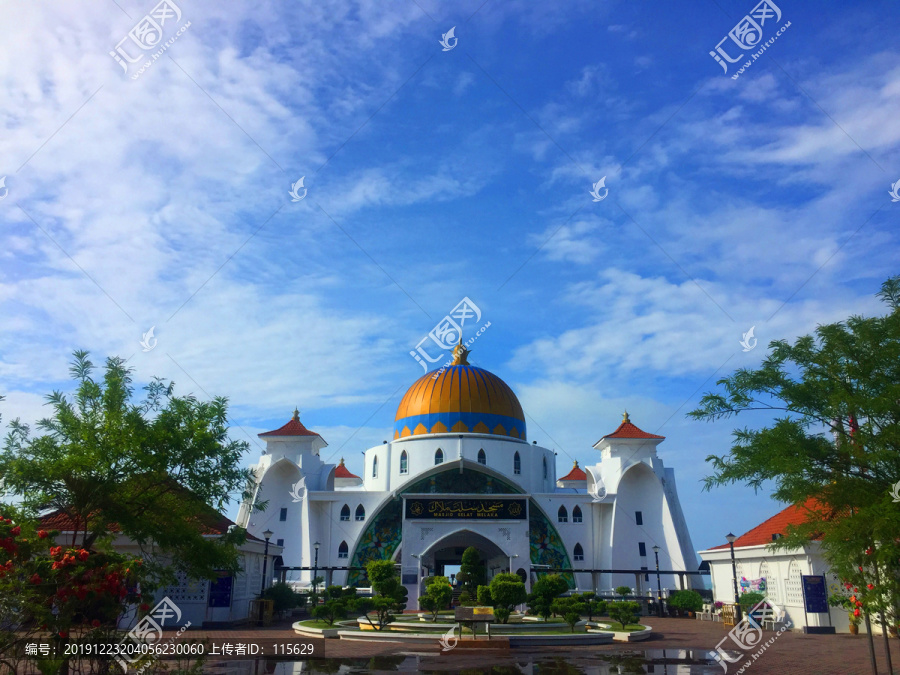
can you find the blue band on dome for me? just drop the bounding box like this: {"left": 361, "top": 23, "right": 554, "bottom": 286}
{"left": 394, "top": 411, "right": 526, "bottom": 440}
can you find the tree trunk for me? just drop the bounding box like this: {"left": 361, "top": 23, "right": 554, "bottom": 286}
{"left": 865, "top": 613, "right": 878, "bottom": 675}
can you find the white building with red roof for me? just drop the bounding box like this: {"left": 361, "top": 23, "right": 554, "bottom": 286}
{"left": 237, "top": 350, "right": 700, "bottom": 605}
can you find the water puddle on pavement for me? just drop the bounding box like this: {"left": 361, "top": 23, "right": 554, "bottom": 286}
{"left": 203, "top": 648, "right": 725, "bottom": 674}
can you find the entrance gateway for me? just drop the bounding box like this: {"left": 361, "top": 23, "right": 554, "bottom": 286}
{"left": 239, "top": 342, "right": 703, "bottom": 607}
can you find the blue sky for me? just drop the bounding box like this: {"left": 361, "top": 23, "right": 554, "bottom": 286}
{"left": 1, "top": 0, "right": 898, "bottom": 555}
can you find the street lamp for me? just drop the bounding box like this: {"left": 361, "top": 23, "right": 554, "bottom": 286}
{"left": 652, "top": 545, "right": 662, "bottom": 618}
{"left": 260, "top": 530, "right": 273, "bottom": 595}
{"left": 726, "top": 533, "right": 741, "bottom": 620}
{"left": 313, "top": 541, "right": 321, "bottom": 599}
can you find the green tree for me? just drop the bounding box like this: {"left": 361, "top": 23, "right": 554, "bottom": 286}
{"left": 476, "top": 584, "right": 492, "bottom": 606}
{"left": 489, "top": 573, "right": 527, "bottom": 624}
{"left": 689, "top": 276, "right": 900, "bottom": 650}
{"left": 0, "top": 352, "right": 260, "bottom": 582}
{"left": 351, "top": 560, "right": 407, "bottom": 630}
{"left": 419, "top": 576, "right": 453, "bottom": 621}
{"left": 607, "top": 601, "right": 642, "bottom": 630}
{"left": 550, "top": 596, "right": 586, "bottom": 632}
{"left": 614, "top": 585, "right": 632, "bottom": 599}
{"left": 580, "top": 591, "right": 607, "bottom": 621}
{"left": 458, "top": 547, "right": 485, "bottom": 596}
{"left": 261, "top": 581, "right": 298, "bottom": 613}
{"left": 313, "top": 585, "right": 356, "bottom": 626}
{"left": 668, "top": 590, "right": 704, "bottom": 613}
{"left": 526, "top": 574, "right": 568, "bottom": 621}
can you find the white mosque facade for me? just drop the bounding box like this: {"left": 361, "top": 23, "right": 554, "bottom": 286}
{"left": 237, "top": 345, "right": 700, "bottom": 604}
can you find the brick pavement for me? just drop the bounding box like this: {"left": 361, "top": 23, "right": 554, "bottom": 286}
{"left": 176, "top": 616, "right": 900, "bottom": 674}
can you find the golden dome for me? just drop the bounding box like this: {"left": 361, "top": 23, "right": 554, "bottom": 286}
{"left": 393, "top": 362, "right": 526, "bottom": 441}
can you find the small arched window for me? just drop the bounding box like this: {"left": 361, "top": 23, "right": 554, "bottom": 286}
{"left": 543, "top": 457, "right": 548, "bottom": 479}
{"left": 477, "top": 449, "right": 486, "bottom": 465}
{"left": 573, "top": 505, "right": 582, "bottom": 523}
{"left": 338, "top": 541, "right": 348, "bottom": 559}
{"left": 372, "top": 456, "right": 378, "bottom": 478}
{"left": 400, "top": 450, "right": 408, "bottom": 474}
{"left": 513, "top": 451, "right": 521, "bottom": 475}
{"left": 573, "top": 543, "right": 584, "bottom": 562}
{"left": 355, "top": 504, "right": 365, "bottom": 521}
{"left": 435, "top": 448, "right": 444, "bottom": 465}
{"left": 340, "top": 504, "right": 350, "bottom": 522}
{"left": 558, "top": 505, "right": 568, "bottom": 523}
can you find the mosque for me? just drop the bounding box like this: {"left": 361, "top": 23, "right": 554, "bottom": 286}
{"left": 237, "top": 343, "right": 699, "bottom": 604}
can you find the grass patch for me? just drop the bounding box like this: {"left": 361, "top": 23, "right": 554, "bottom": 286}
{"left": 598, "top": 622, "right": 646, "bottom": 632}
{"left": 297, "top": 619, "right": 339, "bottom": 628}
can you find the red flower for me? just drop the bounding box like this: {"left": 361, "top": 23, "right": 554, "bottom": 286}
{"left": 58, "top": 631, "right": 68, "bottom": 639}
{"left": 139, "top": 603, "right": 150, "bottom": 612}
{"left": 9, "top": 526, "right": 20, "bottom": 536}
{"left": 854, "top": 588, "right": 859, "bottom": 593}
{"left": 91, "top": 619, "right": 101, "bottom": 628}
{"left": 854, "top": 608, "right": 861, "bottom": 617}
{"left": 38, "top": 530, "right": 48, "bottom": 539}
{"left": 30, "top": 573, "right": 41, "bottom": 584}
{"left": 867, "top": 584, "right": 874, "bottom": 590}
{"left": 845, "top": 582, "right": 852, "bottom": 590}
{"left": 77, "top": 549, "right": 89, "bottom": 562}
{"left": 858, "top": 566, "right": 863, "bottom": 572}
{"left": 865, "top": 547, "right": 873, "bottom": 555}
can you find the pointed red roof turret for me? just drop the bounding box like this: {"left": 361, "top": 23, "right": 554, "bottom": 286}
{"left": 259, "top": 408, "right": 322, "bottom": 438}
{"left": 334, "top": 458, "right": 359, "bottom": 479}
{"left": 559, "top": 460, "right": 587, "bottom": 482}
{"left": 600, "top": 411, "right": 665, "bottom": 440}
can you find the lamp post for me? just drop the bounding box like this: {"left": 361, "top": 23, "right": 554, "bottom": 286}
{"left": 260, "top": 529, "right": 273, "bottom": 595}
{"left": 726, "top": 533, "right": 741, "bottom": 620}
{"left": 652, "top": 545, "right": 662, "bottom": 618}
{"left": 313, "top": 541, "right": 321, "bottom": 601}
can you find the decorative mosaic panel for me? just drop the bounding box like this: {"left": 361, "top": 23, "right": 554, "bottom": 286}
{"left": 404, "top": 467, "right": 522, "bottom": 495}
{"left": 529, "top": 503, "right": 575, "bottom": 588}
{"left": 347, "top": 497, "right": 402, "bottom": 587}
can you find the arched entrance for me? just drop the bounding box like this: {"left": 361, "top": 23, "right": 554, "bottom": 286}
{"left": 420, "top": 529, "right": 513, "bottom": 588}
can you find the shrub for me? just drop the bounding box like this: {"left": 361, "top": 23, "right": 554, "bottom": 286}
{"left": 526, "top": 574, "right": 568, "bottom": 621}
{"left": 580, "top": 592, "right": 607, "bottom": 621}
{"left": 551, "top": 596, "right": 585, "bottom": 632}
{"left": 459, "top": 590, "right": 471, "bottom": 604}
{"left": 312, "top": 585, "right": 356, "bottom": 626}
{"left": 261, "top": 582, "right": 298, "bottom": 613}
{"left": 476, "top": 585, "right": 492, "bottom": 606}
{"left": 668, "top": 590, "right": 703, "bottom": 613}
{"left": 614, "top": 585, "right": 632, "bottom": 599}
{"left": 350, "top": 560, "right": 407, "bottom": 630}
{"left": 419, "top": 576, "right": 453, "bottom": 621}
{"left": 607, "top": 601, "right": 642, "bottom": 630}
{"left": 489, "top": 574, "right": 527, "bottom": 624}
{"left": 739, "top": 592, "right": 766, "bottom": 612}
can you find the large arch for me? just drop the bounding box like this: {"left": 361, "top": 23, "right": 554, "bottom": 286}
{"left": 420, "top": 528, "right": 512, "bottom": 581}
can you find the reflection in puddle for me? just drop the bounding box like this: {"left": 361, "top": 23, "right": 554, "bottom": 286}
{"left": 203, "top": 649, "right": 723, "bottom": 674}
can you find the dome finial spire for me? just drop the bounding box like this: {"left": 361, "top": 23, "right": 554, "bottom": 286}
{"left": 292, "top": 407, "right": 300, "bottom": 421}
{"left": 623, "top": 409, "right": 630, "bottom": 423}
{"left": 451, "top": 340, "right": 470, "bottom": 365}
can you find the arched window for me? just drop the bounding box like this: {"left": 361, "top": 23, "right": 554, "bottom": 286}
{"left": 477, "top": 449, "right": 486, "bottom": 465}
{"left": 400, "top": 450, "right": 408, "bottom": 474}
{"left": 355, "top": 504, "right": 366, "bottom": 521}
{"left": 760, "top": 561, "right": 777, "bottom": 602}
{"left": 372, "top": 456, "right": 378, "bottom": 478}
{"left": 434, "top": 448, "right": 444, "bottom": 465}
{"left": 340, "top": 504, "right": 350, "bottom": 522}
{"left": 513, "top": 451, "right": 521, "bottom": 475}
{"left": 338, "top": 541, "right": 348, "bottom": 559}
{"left": 543, "top": 457, "right": 548, "bottom": 479}
{"left": 558, "top": 505, "right": 568, "bottom": 523}
{"left": 573, "top": 505, "right": 582, "bottom": 523}
{"left": 573, "top": 543, "right": 584, "bottom": 562}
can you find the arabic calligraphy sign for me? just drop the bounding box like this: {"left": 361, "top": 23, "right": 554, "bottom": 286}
{"left": 404, "top": 498, "right": 527, "bottom": 520}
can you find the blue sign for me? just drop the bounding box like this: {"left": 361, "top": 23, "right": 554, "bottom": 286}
{"left": 802, "top": 575, "right": 829, "bottom": 613}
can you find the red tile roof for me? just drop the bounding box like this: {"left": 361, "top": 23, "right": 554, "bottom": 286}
{"left": 259, "top": 409, "right": 321, "bottom": 438}
{"left": 39, "top": 510, "right": 262, "bottom": 541}
{"left": 600, "top": 412, "right": 665, "bottom": 441}
{"left": 559, "top": 461, "right": 587, "bottom": 481}
{"left": 707, "top": 498, "right": 825, "bottom": 550}
{"left": 334, "top": 458, "right": 359, "bottom": 479}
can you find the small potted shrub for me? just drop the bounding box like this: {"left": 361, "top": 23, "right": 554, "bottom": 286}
{"left": 668, "top": 590, "right": 704, "bottom": 618}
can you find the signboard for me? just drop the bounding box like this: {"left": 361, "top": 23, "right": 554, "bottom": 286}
{"left": 455, "top": 606, "right": 495, "bottom": 622}
{"left": 208, "top": 573, "right": 233, "bottom": 608}
{"left": 740, "top": 576, "right": 767, "bottom": 593}
{"left": 802, "top": 575, "right": 829, "bottom": 613}
{"left": 405, "top": 498, "right": 526, "bottom": 520}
